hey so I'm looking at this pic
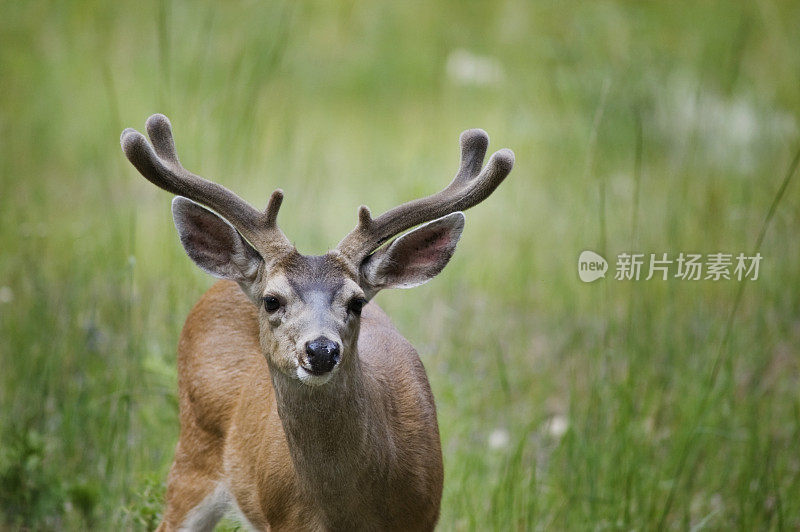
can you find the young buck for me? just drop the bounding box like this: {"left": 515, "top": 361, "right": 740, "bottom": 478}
{"left": 121, "top": 114, "right": 514, "bottom": 531}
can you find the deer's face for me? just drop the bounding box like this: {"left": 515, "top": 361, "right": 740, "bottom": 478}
{"left": 255, "top": 252, "right": 366, "bottom": 386}
{"left": 168, "top": 196, "right": 467, "bottom": 388}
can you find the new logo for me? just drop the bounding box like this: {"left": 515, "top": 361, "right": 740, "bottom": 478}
{"left": 578, "top": 250, "right": 608, "bottom": 283}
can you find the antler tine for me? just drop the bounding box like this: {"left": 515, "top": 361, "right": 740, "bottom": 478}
{"left": 336, "top": 129, "right": 514, "bottom": 262}
{"left": 121, "top": 114, "right": 290, "bottom": 250}
{"left": 454, "top": 128, "right": 489, "bottom": 184}
{"left": 264, "top": 189, "right": 285, "bottom": 227}
{"left": 145, "top": 113, "right": 181, "bottom": 164}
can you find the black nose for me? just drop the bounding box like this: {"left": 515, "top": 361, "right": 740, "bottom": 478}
{"left": 305, "top": 336, "right": 340, "bottom": 374}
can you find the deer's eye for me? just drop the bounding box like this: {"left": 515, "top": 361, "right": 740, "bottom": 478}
{"left": 264, "top": 296, "right": 281, "bottom": 313}
{"left": 347, "top": 297, "right": 366, "bottom": 316}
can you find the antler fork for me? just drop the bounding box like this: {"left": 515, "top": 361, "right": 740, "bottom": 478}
{"left": 336, "top": 129, "right": 515, "bottom": 263}
{"left": 120, "top": 114, "right": 291, "bottom": 253}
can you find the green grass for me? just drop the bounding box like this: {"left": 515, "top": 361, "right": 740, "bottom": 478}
{"left": 2, "top": 1, "right": 800, "bottom": 529}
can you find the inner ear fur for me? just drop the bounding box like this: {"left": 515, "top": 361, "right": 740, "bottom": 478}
{"left": 360, "top": 212, "right": 465, "bottom": 296}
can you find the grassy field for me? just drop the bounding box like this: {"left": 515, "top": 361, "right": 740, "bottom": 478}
{"left": 2, "top": 1, "right": 800, "bottom": 529}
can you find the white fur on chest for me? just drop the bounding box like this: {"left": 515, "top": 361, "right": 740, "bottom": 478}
{"left": 179, "top": 482, "right": 256, "bottom": 532}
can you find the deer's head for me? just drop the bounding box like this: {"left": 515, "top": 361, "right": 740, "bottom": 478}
{"left": 121, "top": 115, "right": 514, "bottom": 386}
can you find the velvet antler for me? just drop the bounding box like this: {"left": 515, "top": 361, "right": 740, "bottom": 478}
{"left": 336, "top": 129, "right": 515, "bottom": 263}
{"left": 121, "top": 114, "right": 291, "bottom": 253}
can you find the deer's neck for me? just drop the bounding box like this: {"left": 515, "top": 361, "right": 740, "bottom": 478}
{"left": 270, "top": 355, "right": 395, "bottom": 519}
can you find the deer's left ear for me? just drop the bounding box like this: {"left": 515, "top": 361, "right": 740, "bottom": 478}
{"left": 359, "top": 212, "right": 465, "bottom": 298}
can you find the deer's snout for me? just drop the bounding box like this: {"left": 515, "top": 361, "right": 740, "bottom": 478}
{"left": 305, "top": 336, "right": 340, "bottom": 374}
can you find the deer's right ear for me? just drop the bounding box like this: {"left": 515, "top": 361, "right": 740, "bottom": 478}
{"left": 172, "top": 197, "right": 262, "bottom": 285}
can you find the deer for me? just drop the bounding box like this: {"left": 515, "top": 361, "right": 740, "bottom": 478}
{"left": 120, "top": 114, "right": 514, "bottom": 531}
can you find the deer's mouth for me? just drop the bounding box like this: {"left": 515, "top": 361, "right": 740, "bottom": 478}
{"left": 296, "top": 362, "right": 339, "bottom": 386}
{"left": 299, "top": 363, "right": 334, "bottom": 377}
{"left": 295, "top": 356, "right": 340, "bottom": 386}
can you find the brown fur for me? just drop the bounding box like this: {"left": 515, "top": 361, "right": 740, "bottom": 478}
{"left": 157, "top": 280, "right": 443, "bottom": 531}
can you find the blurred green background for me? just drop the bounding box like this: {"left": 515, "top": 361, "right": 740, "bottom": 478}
{"left": 2, "top": 1, "right": 800, "bottom": 529}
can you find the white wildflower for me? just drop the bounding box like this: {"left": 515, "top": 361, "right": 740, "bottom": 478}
{"left": 446, "top": 49, "right": 505, "bottom": 87}
{"left": 0, "top": 286, "right": 13, "bottom": 304}
{"left": 488, "top": 428, "right": 510, "bottom": 450}
{"left": 546, "top": 415, "right": 569, "bottom": 439}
